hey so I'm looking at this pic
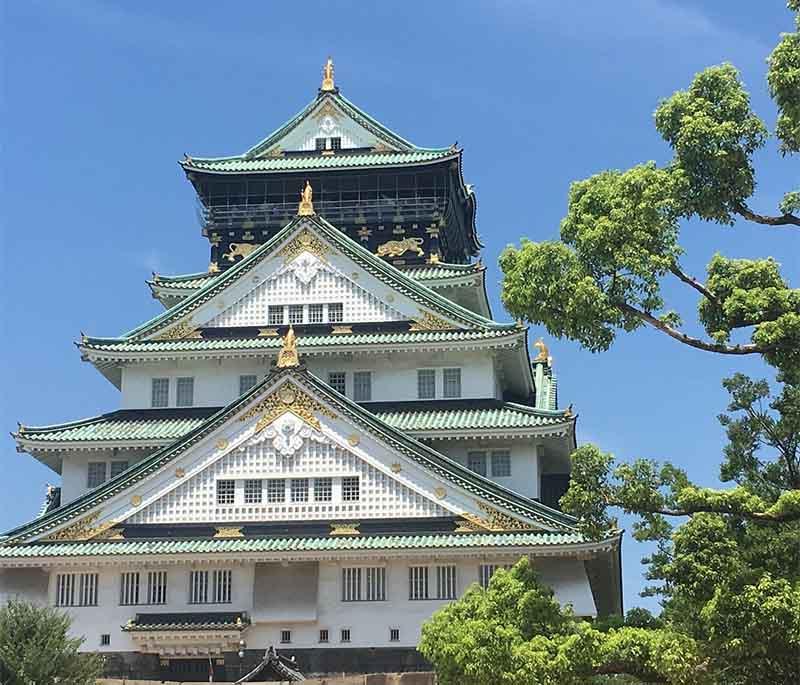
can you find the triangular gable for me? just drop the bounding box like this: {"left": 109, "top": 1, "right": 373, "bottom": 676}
{"left": 100, "top": 215, "right": 511, "bottom": 344}
{"left": 3, "top": 366, "right": 577, "bottom": 544}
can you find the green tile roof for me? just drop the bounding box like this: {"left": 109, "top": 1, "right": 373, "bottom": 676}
{"left": 17, "top": 402, "right": 570, "bottom": 444}
{"left": 182, "top": 149, "right": 455, "bottom": 174}
{"left": 0, "top": 531, "right": 589, "bottom": 558}
{"left": 122, "top": 612, "right": 250, "bottom": 632}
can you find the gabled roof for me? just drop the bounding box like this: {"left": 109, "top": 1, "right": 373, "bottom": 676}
{"left": 90, "top": 214, "right": 513, "bottom": 345}
{"left": 3, "top": 364, "right": 577, "bottom": 544}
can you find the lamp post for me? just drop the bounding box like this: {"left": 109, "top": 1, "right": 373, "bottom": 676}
{"left": 238, "top": 638, "right": 247, "bottom": 680}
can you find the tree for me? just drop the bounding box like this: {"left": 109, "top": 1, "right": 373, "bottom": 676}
{"left": 0, "top": 600, "right": 105, "bottom": 685}
{"left": 487, "top": 3, "right": 800, "bottom": 684}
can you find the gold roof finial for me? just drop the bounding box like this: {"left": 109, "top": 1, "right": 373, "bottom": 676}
{"left": 297, "top": 180, "right": 315, "bottom": 216}
{"left": 533, "top": 337, "right": 550, "bottom": 363}
{"left": 321, "top": 57, "right": 335, "bottom": 92}
{"left": 277, "top": 325, "right": 300, "bottom": 368}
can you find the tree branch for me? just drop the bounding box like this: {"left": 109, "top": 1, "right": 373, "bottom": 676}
{"left": 606, "top": 497, "right": 800, "bottom": 523}
{"left": 669, "top": 264, "right": 719, "bottom": 305}
{"left": 734, "top": 202, "right": 800, "bottom": 227}
{"left": 616, "top": 302, "right": 769, "bottom": 355}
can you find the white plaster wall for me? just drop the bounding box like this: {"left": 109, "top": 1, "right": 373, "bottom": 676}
{"left": 61, "top": 449, "right": 152, "bottom": 505}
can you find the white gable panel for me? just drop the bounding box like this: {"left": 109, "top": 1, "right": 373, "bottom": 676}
{"left": 129, "top": 429, "right": 448, "bottom": 525}
{"left": 269, "top": 102, "right": 383, "bottom": 153}
{"left": 205, "top": 254, "right": 406, "bottom": 327}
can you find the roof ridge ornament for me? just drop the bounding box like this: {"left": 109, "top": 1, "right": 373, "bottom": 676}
{"left": 276, "top": 325, "right": 300, "bottom": 368}
{"left": 320, "top": 56, "right": 335, "bottom": 92}
{"left": 533, "top": 337, "right": 550, "bottom": 364}
{"left": 297, "top": 181, "right": 315, "bottom": 216}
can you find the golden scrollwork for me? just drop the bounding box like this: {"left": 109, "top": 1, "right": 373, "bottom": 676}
{"left": 347, "top": 434, "right": 360, "bottom": 446}
{"left": 44, "top": 512, "right": 120, "bottom": 542}
{"left": 390, "top": 462, "right": 402, "bottom": 473}
{"left": 330, "top": 522, "right": 360, "bottom": 536}
{"left": 409, "top": 311, "right": 457, "bottom": 332}
{"left": 276, "top": 326, "right": 299, "bottom": 368}
{"left": 239, "top": 382, "right": 336, "bottom": 433}
{"left": 214, "top": 526, "right": 244, "bottom": 539}
{"left": 279, "top": 229, "right": 328, "bottom": 263}
{"left": 131, "top": 495, "right": 142, "bottom": 507}
{"left": 376, "top": 237, "right": 424, "bottom": 258}
{"left": 477, "top": 502, "right": 538, "bottom": 531}
{"left": 152, "top": 320, "right": 202, "bottom": 341}
{"left": 320, "top": 57, "right": 335, "bottom": 92}
{"left": 216, "top": 439, "right": 229, "bottom": 451}
{"left": 258, "top": 328, "right": 279, "bottom": 337}
{"left": 331, "top": 325, "right": 352, "bottom": 335}
{"left": 454, "top": 516, "right": 490, "bottom": 533}
{"left": 297, "top": 181, "right": 315, "bottom": 216}
{"left": 224, "top": 243, "right": 258, "bottom": 262}
{"left": 533, "top": 338, "right": 549, "bottom": 363}
{"left": 434, "top": 487, "right": 447, "bottom": 500}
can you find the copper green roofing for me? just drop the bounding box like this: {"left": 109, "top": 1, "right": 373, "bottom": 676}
{"left": 149, "top": 272, "right": 217, "bottom": 291}
{"left": 0, "top": 531, "right": 591, "bottom": 558}
{"left": 17, "top": 402, "right": 570, "bottom": 445}
{"left": 122, "top": 613, "right": 250, "bottom": 632}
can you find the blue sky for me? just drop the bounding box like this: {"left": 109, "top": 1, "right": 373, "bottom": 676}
{"left": 1, "top": 1, "right": 797, "bottom": 611}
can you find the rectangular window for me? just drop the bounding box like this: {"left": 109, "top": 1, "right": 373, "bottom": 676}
{"left": 342, "top": 567, "right": 362, "bottom": 602}
{"left": 436, "top": 565, "right": 457, "bottom": 600}
{"left": 189, "top": 570, "right": 208, "bottom": 604}
{"left": 147, "top": 571, "right": 168, "bottom": 605}
{"left": 491, "top": 451, "right": 512, "bottom": 477}
{"left": 478, "top": 564, "right": 511, "bottom": 589}
{"left": 239, "top": 374, "right": 258, "bottom": 394}
{"left": 319, "top": 629, "right": 329, "bottom": 643}
{"left": 110, "top": 460, "right": 129, "bottom": 479}
{"left": 267, "top": 479, "right": 286, "bottom": 503}
{"left": 288, "top": 304, "right": 304, "bottom": 325}
{"left": 100, "top": 634, "right": 110, "bottom": 646}
{"left": 340, "top": 628, "right": 351, "bottom": 643}
{"left": 328, "top": 302, "right": 344, "bottom": 323}
{"left": 314, "top": 477, "right": 333, "bottom": 502}
{"left": 268, "top": 305, "right": 284, "bottom": 325}
{"left": 353, "top": 371, "right": 372, "bottom": 402}
{"left": 328, "top": 371, "right": 346, "bottom": 395}
{"left": 389, "top": 628, "right": 400, "bottom": 642}
{"left": 467, "top": 451, "right": 487, "bottom": 477}
{"left": 330, "top": 137, "right": 342, "bottom": 150}
{"left": 291, "top": 478, "right": 309, "bottom": 503}
{"left": 216, "top": 479, "right": 235, "bottom": 505}
{"left": 309, "top": 303, "right": 324, "bottom": 323}
{"left": 212, "top": 569, "right": 231, "bottom": 604}
{"left": 366, "top": 567, "right": 386, "bottom": 601}
{"left": 176, "top": 377, "right": 194, "bottom": 407}
{"left": 87, "top": 462, "right": 107, "bottom": 489}
{"left": 56, "top": 573, "right": 98, "bottom": 607}
{"left": 151, "top": 377, "right": 169, "bottom": 408}
{"left": 190, "top": 570, "right": 232, "bottom": 604}
{"left": 280, "top": 629, "right": 292, "bottom": 644}
{"left": 417, "top": 369, "right": 436, "bottom": 399}
{"left": 120, "top": 571, "right": 140, "bottom": 605}
{"left": 442, "top": 368, "right": 461, "bottom": 398}
{"left": 341, "top": 476, "right": 360, "bottom": 502}
{"left": 315, "top": 137, "right": 326, "bottom": 151}
{"left": 409, "top": 566, "right": 429, "bottom": 600}
{"left": 244, "top": 479, "right": 262, "bottom": 504}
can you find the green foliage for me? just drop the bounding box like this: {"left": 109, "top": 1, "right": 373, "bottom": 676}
{"left": 768, "top": 3, "right": 800, "bottom": 153}
{"left": 0, "top": 600, "right": 104, "bottom": 685}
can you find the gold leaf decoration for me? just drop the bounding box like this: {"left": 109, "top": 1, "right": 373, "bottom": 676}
{"left": 216, "top": 439, "right": 229, "bottom": 450}
{"left": 214, "top": 526, "right": 244, "bottom": 539}
{"left": 239, "top": 382, "right": 336, "bottom": 433}
{"left": 331, "top": 325, "right": 352, "bottom": 335}
{"left": 330, "top": 522, "right": 360, "bottom": 536}
{"left": 223, "top": 243, "right": 258, "bottom": 262}
{"left": 376, "top": 237, "right": 424, "bottom": 258}
{"left": 390, "top": 462, "right": 402, "bottom": 473}
{"left": 347, "top": 434, "right": 360, "bottom": 446}
{"left": 409, "top": 311, "right": 457, "bottom": 332}
{"left": 434, "top": 487, "right": 447, "bottom": 500}
{"left": 477, "top": 502, "right": 538, "bottom": 531}
{"left": 153, "top": 320, "right": 202, "bottom": 341}
{"left": 279, "top": 229, "right": 329, "bottom": 263}
{"left": 44, "top": 512, "right": 119, "bottom": 542}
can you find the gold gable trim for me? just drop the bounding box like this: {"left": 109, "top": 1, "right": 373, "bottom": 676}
{"left": 279, "top": 229, "right": 329, "bottom": 264}
{"left": 455, "top": 502, "right": 539, "bottom": 533}
{"left": 239, "top": 382, "right": 336, "bottom": 433}
{"left": 153, "top": 320, "right": 202, "bottom": 341}
{"left": 43, "top": 512, "right": 119, "bottom": 542}
{"left": 409, "top": 311, "right": 457, "bottom": 332}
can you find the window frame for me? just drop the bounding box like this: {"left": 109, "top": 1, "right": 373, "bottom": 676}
{"left": 87, "top": 461, "right": 107, "bottom": 489}
{"left": 239, "top": 374, "right": 258, "bottom": 395}
{"left": 175, "top": 376, "right": 195, "bottom": 407}
{"left": 290, "top": 478, "right": 309, "bottom": 503}
{"left": 244, "top": 479, "right": 263, "bottom": 504}
{"left": 491, "top": 450, "right": 512, "bottom": 478}
{"left": 328, "top": 302, "right": 344, "bottom": 323}
{"left": 151, "top": 377, "right": 170, "bottom": 408}
{"left": 408, "top": 566, "right": 429, "bottom": 600}
{"left": 417, "top": 369, "right": 436, "bottom": 399}
{"left": 314, "top": 477, "right": 333, "bottom": 502}
{"left": 353, "top": 371, "right": 372, "bottom": 402}
{"left": 467, "top": 451, "right": 487, "bottom": 477}
{"left": 341, "top": 476, "right": 360, "bottom": 502}
{"left": 267, "top": 478, "right": 286, "bottom": 503}
{"left": 328, "top": 371, "right": 346, "bottom": 395}
{"left": 442, "top": 367, "right": 462, "bottom": 399}
{"left": 216, "top": 479, "right": 235, "bottom": 505}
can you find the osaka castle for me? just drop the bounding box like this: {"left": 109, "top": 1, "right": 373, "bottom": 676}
{"left": 0, "top": 59, "right": 621, "bottom": 681}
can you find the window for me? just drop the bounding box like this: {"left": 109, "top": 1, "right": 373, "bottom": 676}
{"left": 328, "top": 371, "right": 346, "bottom": 395}
{"left": 467, "top": 451, "right": 487, "bottom": 477}
{"left": 389, "top": 628, "right": 400, "bottom": 642}
{"left": 328, "top": 302, "right": 344, "bottom": 323}
{"left": 436, "top": 565, "right": 457, "bottom": 599}
{"left": 409, "top": 566, "right": 429, "bottom": 600}
{"left": 239, "top": 374, "right": 258, "bottom": 394}
{"left": 189, "top": 569, "right": 232, "bottom": 604}
{"left": 342, "top": 567, "right": 362, "bottom": 601}
{"left": 100, "top": 634, "right": 111, "bottom": 646}
{"left": 353, "top": 371, "right": 372, "bottom": 402}
{"left": 417, "top": 369, "right": 436, "bottom": 399}
{"left": 216, "top": 479, "right": 235, "bottom": 505}
{"left": 342, "top": 476, "right": 360, "bottom": 502}
{"left": 288, "top": 304, "right": 304, "bottom": 325}
{"left": 340, "top": 628, "right": 351, "bottom": 643}
{"left": 267, "top": 479, "right": 286, "bottom": 503}
{"left": 56, "top": 573, "right": 98, "bottom": 607}
{"left": 330, "top": 137, "right": 342, "bottom": 150}
{"left": 120, "top": 571, "right": 140, "bottom": 605}
{"left": 366, "top": 567, "right": 386, "bottom": 601}
{"left": 314, "top": 477, "right": 333, "bottom": 502}
{"left": 87, "top": 462, "right": 107, "bottom": 489}
{"left": 309, "top": 303, "right": 324, "bottom": 323}
{"left": 280, "top": 629, "right": 292, "bottom": 644}
{"left": 319, "top": 629, "right": 329, "bottom": 643}
{"left": 491, "top": 451, "right": 511, "bottom": 477}
{"left": 268, "top": 305, "right": 284, "bottom": 325}
{"left": 442, "top": 368, "right": 461, "bottom": 398}
{"left": 147, "top": 571, "right": 168, "bottom": 605}
{"left": 315, "top": 137, "right": 326, "bottom": 151}
{"left": 291, "top": 478, "right": 309, "bottom": 503}
{"left": 151, "top": 378, "right": 169, "bottom": 408}
{"left": 244, "top": 479, "right": 262, "bottom": 504}
{"left": 176, "top": 377, "right": 194, "bottom": 407}
{"left": 479, "top": 564, "right": 512, "bottom": 589}
{"left": 110, "top": 460, "right": 129, "bottom": 479}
